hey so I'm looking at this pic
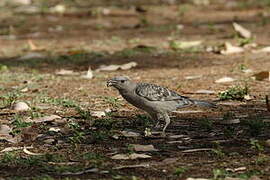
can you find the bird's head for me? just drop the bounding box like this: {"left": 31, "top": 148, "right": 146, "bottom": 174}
{"left": 107, "top": 76, "right": 133, "bottom": 91}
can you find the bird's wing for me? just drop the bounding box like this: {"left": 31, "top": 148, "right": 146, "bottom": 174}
{"left": 135, "top": 83, "right": 190, "bottom": 102}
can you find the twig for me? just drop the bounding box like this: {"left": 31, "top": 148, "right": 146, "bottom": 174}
{"left": 266, "top": 95, "right": 270, "bottom": 112}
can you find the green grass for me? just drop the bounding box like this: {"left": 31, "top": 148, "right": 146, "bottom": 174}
{"left": 40, "top": 97, "right": 78, "bottom": 108}
{"left": 11, "top": 114, "right": 32, "bottom": 134}
{"left": 218, "top": 85, "right": 248, "bottom": 101}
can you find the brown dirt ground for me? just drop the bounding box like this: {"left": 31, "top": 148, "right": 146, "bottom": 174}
{"left": 0, "top": 2, "right": 270, "bottom": 180}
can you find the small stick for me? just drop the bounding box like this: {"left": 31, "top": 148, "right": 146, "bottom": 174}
{"left": 266, "top": 95, "right": 270, "bottom": 112}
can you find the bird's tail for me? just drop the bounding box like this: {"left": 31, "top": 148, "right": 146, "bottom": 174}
{"left": 192, "top": 99, "right": 217, "bottom": 108}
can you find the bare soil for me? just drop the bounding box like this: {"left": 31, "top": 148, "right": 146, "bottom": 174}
{"left": 0, "top": 1, "right": 270, "bottom": 179}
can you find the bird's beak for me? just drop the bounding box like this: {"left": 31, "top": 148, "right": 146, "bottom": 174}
{"left": 107, "top": 80, "right": 115, "bottom": 87}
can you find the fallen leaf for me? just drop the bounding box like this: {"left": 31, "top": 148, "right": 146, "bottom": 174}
{"left": 12, "top": 102, "right": 30, "bottom": 111}
{"left": 96, "top": 62, "right": 137, "bottom": 71}
{"left": 29, "top": 115, "right": 61, "bottom": 123}
{"left": 55, "top": 69, "right": 78, "bottom": 76}
{"left": 120, "top": 62, "right": 138, "bottom": 70}
{"left": 132, "top": 144, "right": 158, "bottom": 152}
{"left": 121, "top": 130, "right": 140, "bottom": 137}
{"left": 224, "top": 178, "right": 242, "bottom": 180}
{"left": 220, "top": 42, "right": 244, "bottom": 55}
{"left": 50, "top": 4, "right": 66, "bottom": 14}
{"left": 167, "top": 141, "right": 183, "bottom": 144}
{"left": 44, "top": 138, "right": 55, "bottom": 144}
{"left": 244, "top": 94, "right": 253, "bottom": 100}
{"left": 0, "top": 125, "right": 21, "bottom": 143}
{"left": 20, "top": 87, "right": 28, "bottom": 92}
{"left": 192, "top": 0, "right": 209, "bottom": 6}
{"left": 113, "top": 163, "right": 150, "bottom": 170}
{"left": 97, "top": 64, "right": 119, "bottom": 71}
{"left": 173, "top": 110, "right": 204, "bottom": 114}
{"left": 195, "top": 90, "right": 215, "bottom": 94}
{"left": 144, "top": 128, "right": 152, "bottom": 137}
{"left": 61, "top": 168, "right": 99, "bottom": 175}
{"left": 48, "top": 127, "right": 61, "bottom": 132}
{"left": 169, "top": 135, "right": 188, "bottom": 139}
{"left": 27, "top": 39, "right": 44, "bottom": 51}
{"left": 215, "top": 77, "right": 235, "bottom": 83}
{"left": 9, "top": 0, "right": 32, "bottom": 5}
{"left": 233, "top": 22, "right": 252, "bottom": 39}
{"left": 184, "top": 75, "right": 202, "bottom": 80}
{"left": 48, "top": 162, "right": 78, "bottom": 165}
{"left": 221, "top": 119, "right": 240, "bottom": 125}
{"left": 1, "top": 146, "right": 33, "bottom": 153}
{"left": 182, "top": 148, "right": 213, "bottom": 153}
{"left": 111, "top": 153, "right": 151, "bottom": 160}
{"left": 252, "top": 71, "right": 270, "bottom": 81}
{"left": 81, "top": 66, "right": 94, "bottom": 79}
{"left": 187, "top": 178, "right": 210, "bottom": 180}
{"left": 253, "top": 46, "right": 270, "bottom": 53}
{"left": 226, "top": 166, "right": 246, "bottom": 172}
{"left": 91, "top": 111, "right": 106, "bottom": 118}
{"left": 170, "top": 40, "right": 202, "bottom": 50}
{"left": 23, "top": 147, "right": 43, "bottom": 156}
{"left": 19, "top": 52, "right": 45, "bottom": 60}
{"left": 242, "top": 69, "right": 253, "bottom": 73}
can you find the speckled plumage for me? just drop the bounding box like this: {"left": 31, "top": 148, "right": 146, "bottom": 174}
{"left": 107, "top": 76, "right": 215, "bottom": 135}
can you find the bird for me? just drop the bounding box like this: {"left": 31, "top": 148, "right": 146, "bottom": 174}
{"left": 107, "top": 76, "right": 216, "bottom": 135}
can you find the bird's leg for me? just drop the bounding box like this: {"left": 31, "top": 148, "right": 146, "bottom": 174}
{"left": 148, "top": 113, "right": 161, "bottom": 129}
{"left": 162, "top": 113, "right": 170, "bottom": 136}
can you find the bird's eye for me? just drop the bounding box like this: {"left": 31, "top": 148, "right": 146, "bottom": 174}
{"left": 121, "top": 80, "right": 125, "bottom": 83}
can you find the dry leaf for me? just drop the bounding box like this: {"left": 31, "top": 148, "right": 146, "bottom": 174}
{"left": 195, "top": 90, "right": 215, "bottom": 94}
{"left": 170, "top": 40, "right": 202, "bottom": 50}
{"left": 19, "top": 52, "right": 45, "bottom": 60}
{"left": 50, "top": 4, "right": 66, "bottom": 14}
{"left": 97, "top": 65, "right": 119, "bottom": 71}
{"left": 186, "top": 178, "right": 210, "bottom": 180}
{"left": 120, "top": 130, "right": 140, "bottom": 137}
{"left": 252, "top": 71, "right": 270, "bottom": 81}
{"left": 169, "top": 134, "right": 187, "bottom": 139}
{"left": 111, "top": 153, "right": 151, "bottom": 160}
{"left": 120, "top": 62, "right": 138, "bottom": 70}
{"left": 132, "top": 144, "right": 158, "bottom": 152}
{"left": 55, "top": 69, "right": 78, "bottom": 76}
{"left": 226, "top": 166, "right": 246, "bottom": 172}
{"left": 61, "top": 168, "right": 99, "bottom": 175}
{"left": 81, "top": 66, "right": 94, "bottom": 79}
{"left": 167, "top": 141, "right": 183, "bottom": 144}
{"left": 0, "top": 125, "right": 21, "bottom": 143}
{"left": 182, "top": 148, "right": 213, "bottom": 153}
{"left": 221, "top": 119, "right": 240, "bottom": 125}
{"left": 184, "top": 75, "right": 202, "bottom": 80}
{"left": 113, "top": 163, "right": 150, "bottom": 170}
{"left": 221, "top": 42, "right": 244, "bottom": 55}
{"left": 1, "top": 146, "right": 33, "bottom": 153}
{"left": 27, "top": 39, "right": 44, "bottom": 51}
{"left": 233, "top": 22, "right": 252, "bottom": 39}
{"left": 215, "top": 77, "right": 235, "bottom": 83}
{"left": 30, "top": 115, "right": 61, "bottom": 123}
{"left": 23, "top": 147, "right": 43, "bottom": 156}
{"left": 173, "top": 110, "right": 204, "bottom": 114}
{"left": 12, "top": 102, "right": 30, "bottom": 111}
{"left": 97, "top": 62, "right": 137, "bottom": 71}
{"left": 144, "top": 128, "right": 152, "bottom": 137}
{"left": 253, "top": 46, "right": 270, "bottom": 53}
{"left": 91, "top": 111, "right": 106, "bottom": 118}
{"left": 49, "top": 127, "right": 61, "bottom": 132}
